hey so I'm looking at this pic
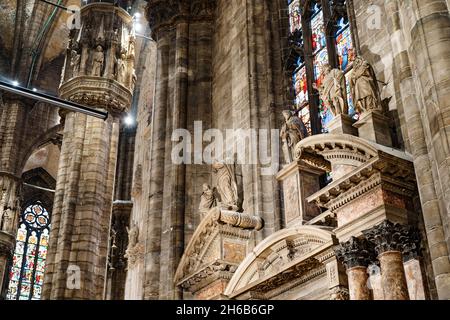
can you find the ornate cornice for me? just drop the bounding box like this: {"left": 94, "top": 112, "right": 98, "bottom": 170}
{"left": 362, "top": 220, "right": 409, "bottom": 255}
{"left": 334, "top": 236, "right": 375, "bottom": 269}
{"left": 308, "top": 154, "right": 417, "bottom": 210}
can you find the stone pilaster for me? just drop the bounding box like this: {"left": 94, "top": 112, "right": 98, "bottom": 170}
{"left": 335, "top": 237, "right": 374, "bottom": 300}
{"left": 42, "top": 3, "right": 134, "bottom": 300}
{"left": 363, "top": 220, "right": 410, "bottom": 300}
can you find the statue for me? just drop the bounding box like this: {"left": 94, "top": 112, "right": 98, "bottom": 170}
{"left": 116, "top": 53, "right": 127, "bottom": 83}
{"left": 70, "top": 50, "right": 81, "bottom": 78}
{"left": 280, "top": 110, "right": 308, "bottom": 163}
{"left": 1, "top": 208, "right": 14, "bottom": 233}
{"left": 212, "top": 162, "right": 238, "bottom": 210}
{"left": 319, "top": 64, "right": 348, "bottom": 116}
{"left": 126, "top": 223, "right": 139, "bottom": 248}
{"left": 198, "top": 184, "right": 216, "bottom": 218}
{"left": 91, "top": 45, "right": 104, "bottom": 77}
{"left": 350, "top": 56, "right": 381, "bottom": 113}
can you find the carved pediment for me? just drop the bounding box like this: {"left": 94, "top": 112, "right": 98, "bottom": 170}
{"left": 174, "top": 207, "right": 263, "bottom": 293}
{"left": 224, "top": 225, "right": 336, "bottom": 298}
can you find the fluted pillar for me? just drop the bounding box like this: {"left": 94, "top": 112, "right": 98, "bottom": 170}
{"left": 42, "top": 2, "right": 135, "bottom": 300}
{"left": 141, "top": 0, "right": 215, "bottom": 300}
{"left": 335, "top": 237, "right": 374, "bottom": 300}
{"left": 363, "top": 220, "right": 410, "bottom": 300}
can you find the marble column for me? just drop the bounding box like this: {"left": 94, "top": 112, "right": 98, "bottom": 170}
{"left": 363, "top": 220, "right": 410, "bottom": 300}
{"left": 42, "top": 3, "right": 134, "bottom": 300}
{"left": 335, "top": 237, "right": 374, "bottom": 300}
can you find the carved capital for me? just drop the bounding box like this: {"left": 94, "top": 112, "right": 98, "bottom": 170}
{"left": 334, "top": 237, "right": 375, "bottom": 269}
{"left": 329, "top": 286, "right": 350, "bottom": 300}
{"left": 402, "top": 226, "right": 421, "bottom": 262}
{"left": 146, "top": 0, "right": 215, "bottom": 37}
{"left": 362, "top": 220, "right": 408, "bottom": 255}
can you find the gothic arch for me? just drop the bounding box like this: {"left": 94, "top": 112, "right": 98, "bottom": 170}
{"left": 224, "top": 225, "right": 336, "bottom": 298}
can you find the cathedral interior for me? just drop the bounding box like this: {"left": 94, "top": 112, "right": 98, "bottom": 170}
{"left": 0, "top": 0, "right": 449, "bottom": 301}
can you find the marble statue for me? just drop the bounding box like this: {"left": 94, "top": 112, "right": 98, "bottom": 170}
{"left": 280, "top": 110, "right": 308, "bottom": 163}
{"left": 70, "top": 50, "right": 81, "bottom": 78}
{"left": 126, "top": 223, "right": 139, "bottom": 248}
{"left": 198, "top": 184, "right": 216, "bottom": 217}
{"left": 91, "top": 45, "right": 105, "bottom": 77}
{"left": 212, "top": 162, "right": 238, "bottom": 210}
{"left": 1, "top": 208, "right": 14, "bottom": 232}
{"left": 116, "top": 53, "right": 127, "bottom": 83}
{"left": 350, "top": 56, "right": 381, "bottom": 113}
{"left": 320, "top": 64, "right": 348, "bottom": 116}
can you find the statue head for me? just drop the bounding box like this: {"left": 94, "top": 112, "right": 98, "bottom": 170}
{"left": 96, "top": 45, "right": 103, "bottom": 52}
{"left": 282, "top": 110, "right": 293, "bottom": 121}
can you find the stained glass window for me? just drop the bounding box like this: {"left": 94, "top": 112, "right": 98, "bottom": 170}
{"left": 288, "top": 0, "right": 302, "bottom": 33}
{"left": 311, "top": 10, "right": 326, "bottom": 54}
{"left": 287, "top": 1, "right": 355, "bottom": 134}
{"left": 336, "top": 19, "right": 356, "bottom": 71}
{"left": 294, "top": 65, "right": 308, "bottom": 108}
{"left": 6, "top": 202, "right": 51, "bottom": 300}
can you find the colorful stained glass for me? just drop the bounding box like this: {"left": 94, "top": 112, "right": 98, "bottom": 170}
{"left": 313, "top": 48, "right": 329, "bottom": 88}
{"left": 336, "top": 27, "right": 356, "bottom": 71}
{"left": 298, "top": 107, "right": 312, "bottom": 134}
{"left": 6, "top": 202, "right": 51, "bottom": 300}
{"left": 311, "top": 10, "right": 326, "bottom": 54}
{"left": 288, "top": 0, "right": 302, "bottom": 33}
{"left": 294, "top": 65, "right": 308, "bottom": 108}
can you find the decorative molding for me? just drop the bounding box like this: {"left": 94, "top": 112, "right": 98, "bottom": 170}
{"left": 329, "top": 286, "right": 350, "bottom": 300}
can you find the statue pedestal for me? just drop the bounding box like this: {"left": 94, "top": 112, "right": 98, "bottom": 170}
{"left": 353, "top": 111, "right": 392, "bottom": 147}
{"left": 327, "top": 114, "right": 358, "bottom": 136}
{"left": 276, "top": 160, "right": 324, "bottom": 226}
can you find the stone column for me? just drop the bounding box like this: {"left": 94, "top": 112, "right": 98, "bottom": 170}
{"left": 0, "top": 94, "right": 27, "bottom": 296}
{"left": 386, "top": 0, "right": 450, "bottom": 301}
{"left": 42, "top": 3, "right": 134, "bottom": 300}
{"left": 363, "top": 220, "right": 410, "bottom": 300}
{"left": 402, "top": 227, "right": 427, "bottom": 300}
{"left": 335, "top": 237, "right": 374, "bottom": 300}
{"left": 400, "top": 0, "right": 450, "bottom": 299}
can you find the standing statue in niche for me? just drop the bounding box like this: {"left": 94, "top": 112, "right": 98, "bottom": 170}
{"left": 320, "top": 64, "right": 348, "bottom": 116}
{"left": 70, "top": 50, "right": 81, "bottom": 78}
{"left": 126, "top": 223, "right": 139, "bottom": 249}
{"left": 91, "top": 45, "right": 105, "bottom": 77}
{"left": 212, "top": 162, "right": 238, "bottom": 211}
{"left": 198, "top": 184, "right": 216, "bottom": 218}
{"left": 116, "top": 53, "right": 127, "bottom": 84}
{"left": 2, "top": 208, "right": 14, "bottom": 233}
{"left": 280, "top": 110, "right": 308, "bottom": 163}
{"left": 350, "top": 56, "right": 382, "bottom": 113}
